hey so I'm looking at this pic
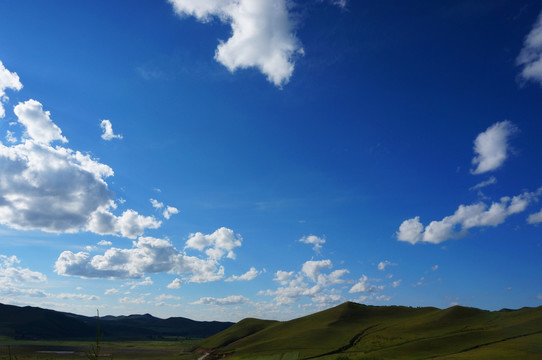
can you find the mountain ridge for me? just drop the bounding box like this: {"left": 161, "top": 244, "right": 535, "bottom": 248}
{"left": 0, "top": 302, "right": 233, "bottom": 340}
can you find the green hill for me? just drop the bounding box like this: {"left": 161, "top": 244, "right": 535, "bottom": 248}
{"left": 194, "top": 302, "right": 542, "bottom": 360}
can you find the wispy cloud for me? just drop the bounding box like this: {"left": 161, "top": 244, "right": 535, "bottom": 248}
{"left": 377, "top": 260, "right": 396, "bottom": 271}
{"left": 0, "top": 255, "right": 49, "bottom": 301}
{"left": 225, "top": 267, "right": 260, "bottom": 282}
{"left": 192, "top": 295, "right": 249, "bottom": 306}
{"left": 470, "top": 176, "right": 497, "bottom": 191}
{"left": 517, "top": 10, "right": 542, "bottom": 85}
{"left": 527, "top": 209, "right": 542, "bottom": 224}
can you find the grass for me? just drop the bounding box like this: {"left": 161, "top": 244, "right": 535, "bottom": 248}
{"left": 0, "top": 339, "right": 199, "bottom": 359}
{"left": 192, "top": 302, "right": 542, "bottom": 360}
{"left": 2, "top": 302, "right": 541, "bottom": 359}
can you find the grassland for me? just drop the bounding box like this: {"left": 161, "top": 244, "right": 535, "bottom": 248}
{"left": 1, "top": 302, "right": 541, "bottom": 359}
{"left": 194, "top": 302, "right": 542, "bottom": 360}
{"left": 0, "top": 339, "right": 199, "bottom": 360}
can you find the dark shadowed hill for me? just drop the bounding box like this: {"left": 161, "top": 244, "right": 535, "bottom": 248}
{"left": 195, "top": 301, "right": 542, "bottom": 360}
{"left": 0, "top": 303, "right": 233, "bottom": 340}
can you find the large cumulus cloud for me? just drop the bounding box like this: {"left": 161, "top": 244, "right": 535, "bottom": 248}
{"left": 0, "top": 99, "right": 160, "bottom": 237}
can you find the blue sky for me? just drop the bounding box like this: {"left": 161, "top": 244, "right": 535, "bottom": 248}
{"left": 0, "top": 0, "right": 541, "bottom": 321}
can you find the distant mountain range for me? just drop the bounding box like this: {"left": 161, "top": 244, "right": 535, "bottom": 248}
{"left": 0, "top": 303, "right": 233, "bottom": 340}
{"left": 195, "top": 301, "right": 542, "bottom": 360}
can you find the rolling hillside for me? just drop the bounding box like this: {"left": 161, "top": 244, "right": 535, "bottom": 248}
{"left": 194, "top": 301, "right": 542, "bottom": 360}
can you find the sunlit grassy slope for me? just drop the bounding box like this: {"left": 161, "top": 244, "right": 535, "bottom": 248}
{"left": 195, "top": 302, "right": 542, "bottom": 360}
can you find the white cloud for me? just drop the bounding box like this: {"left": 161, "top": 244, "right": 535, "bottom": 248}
{"left": 377, "top": 260, "right": 396, "bottom": 271}
{"left": 0, "top": 61, "right": 23, "bottom": 118}
{"left": 517, "top": 10, "right": 542, "bottom": 85}
{"left": 55, "top": 232, "right": 232, "bottom": 282}
{"left": 273, "top": 270, "right": 294, "bottom": 285}
{"left": 0, "top": 137, "right": 112, "bottom": 233}
{"left": 57, "top": 293, "right": 99, "bottom": 301}
{"left": 14, "top": 100, "right": 67, "bottom": 145}
{"left": 115, "top": 210, "right": 161, "bottom": 238}
{"left": 301, "top": 259, "right": 332, "bottom": 280}
{"left": 262, "top": 260, "right": 349, "bottom": 306}
{"left": 185, "top": 227, "right": 242, "bottom": 260}
{"left": 0, "top": 284, "right": 48, "bottom": 298}
{"left": 225, "top": 267, "right": 260, "bottom": 281}
{"left": 349, "top": 275, "right": 382, "bottom": 294}
{"left": 156, "top": 294, "right": 181, "bottom": 301}
{"left": 119, "top": 296, "right": 148, "bottom": 304}
{"left": 396, "top": 216, "right": 424, "bottom": 244}
{"left": 98, "top": 240, "right": 112, "bottom": 246}
{"left": 87, "top": 208, "right": 162, "bottom": 239}
{"left": 0, "top": 99, "right": 160, "bottom": 238}
{"left": 432, "top": 265, "right": 439, "bottom": 271}
{"left": 397, "top": 189, "right": 539, "bottom": 244}
{"left": 5, "top": 130, "right": 17, "bottom": 143}
{"left": 470, "top": 176, "right": 497, "bottom": 191}
{"left": 100, "top": 119, "right": 123, "bottom": 140}
{"left": 104, "top": 288, "right": 119, "bottom": 295}
{"left": 391, "top": 280, "right": 402, "bottom": 288}
{"left": 163, "top": 206, "right": 179, "bottom": 219}
{"left": 151, "top": 199, "right": 179, "bottom": 219}
{"left": 471, "top": 121, "right": 518, "bottom": 175}
{"left": 150, "top": 199, "right": 163, "bottom": 209}
{"left": 192, "top": 295, "right": 249, "bottom": 306}
{"left": 0, "top": 255, "right": 47, "bottom": 283}
{"left": 168, "top": 0, "right": 303, "bottom": 87}
{"left": 527, "top": 209, "right": 542, "bottom": 224}
{"left": 299, "top": 235, "right": 326, "bottom": 253}
{"left": 167, "top": 278, "right": 182, "bottom": 289}
{"left": 0, "top": 255, "right": 49, "bottom": 300}
{"left": 316, "top": 269, "right": 349, "bottom": 287}
{"left": 312, "top": 294, "right": 343, "bottom": 306}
